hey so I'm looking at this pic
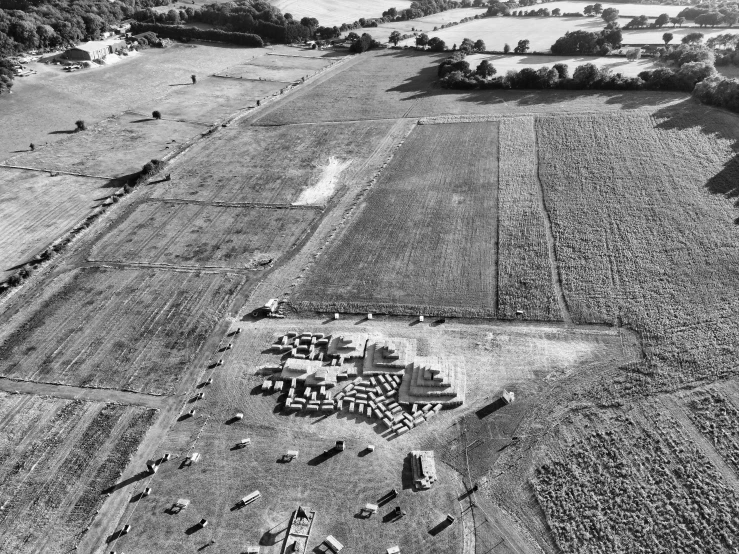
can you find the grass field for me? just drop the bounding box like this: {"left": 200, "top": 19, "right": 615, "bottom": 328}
{"left": 0, "top": 392, "right": 156, "bottom": 554}
{"left": 270, "top": 0, "right": 412, "bottom": 26}
{"left": 0, "top": 267, "right": 245, "bottom": 394}
{"left": 0, "top": 42, "right": 271, "bottom": 157}
{"left": 292, "top": 121, "right": 499, "bottom": 317}
{"left": 108, "top": 315, "right": 635, "bottom": 554}
{"left": 254, "top": 50, "right": 689, "bottom": 125}
{"left": 0, "top": 168, "right": 110, "bottom": 279}
{"left": 537, "top": 1, "right": 687, "bottom": 18}
{"left": 3, "top": 112, "right": 207, "bottom": 178}
{"left": 153, "top": 120, "right": 398, "bottom": 204}
{"left": 622, "top": 25, "right": 729, "bottom": 45}
{"left": 90, "top": 201, "right": 319, "bottom": 269}
{"left": 496, "top": 116, "right": 561, "bottom": 321}
{"left": 216, "top": 52, "right": 333, "bottom": 83}
{"left": 395, "top": 15, "right": 635, "bottom": 51}
{"left": 464, "top": 53, "right": 660, "bottom": 78}
{"left": 371, "top": 7, "right": 487, "bottom": 38}
{"left": 536, "top": 107, "right": 739, "bottom": 392}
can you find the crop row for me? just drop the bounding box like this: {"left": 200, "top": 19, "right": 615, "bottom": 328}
{"left": 532, "top": 409, "right": 739, "bottom": 553}
{"left": 686, "top": 388, "right": 739, "bottom": 476}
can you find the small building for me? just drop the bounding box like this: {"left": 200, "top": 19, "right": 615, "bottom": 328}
{"left": 64, "top": 39, "right": 125, "bottom": 61}
{"left": 324, "top": 535, "right": 344, "bottom": 552}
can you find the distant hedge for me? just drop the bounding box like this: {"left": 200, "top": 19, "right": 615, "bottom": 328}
{"left": 130, "top": 22, "right": 264, "bottom": 47}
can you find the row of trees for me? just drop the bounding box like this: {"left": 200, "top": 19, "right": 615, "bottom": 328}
{"left": 550, "top": 25, "right": 623, "bottom": 55}
{"left": 129, "top": 22, "right": 263, "bottom": 47}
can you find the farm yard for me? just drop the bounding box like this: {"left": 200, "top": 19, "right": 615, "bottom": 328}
{"left": 292, "top": 121, "right": 500, "bottom": 317}
{"left": 0, "top": 392, "right": 156, "bottom": 554}
{"left": 89, "top": 201, "right": 320, "bottom": 269}
{"left": 106, "top": 315, "right": 636, "bottom": 554}
{"left": 0, "top": 267, "right": 245, "bottom": 394}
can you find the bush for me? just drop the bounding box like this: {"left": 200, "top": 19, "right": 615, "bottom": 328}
{"left": 141, "top": 158, "right": 165, "bottom": 177}
{"left": 349, "top": 33, "right": 373, "bottom": 53}
{"left": 75, "top": 120, "right": 86, "bottom": 132}
{"left": 152, "top": 110, "right": 162, "bottom": 119}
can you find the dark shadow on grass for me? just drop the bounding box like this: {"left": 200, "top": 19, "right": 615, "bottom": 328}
{"left": 48, "top": 129, "right": 76, "bottom": 135}
{"left": 307, "top": 449, "right": 339, "bottom": 466}
{"left": 476, "top": 398, "right": 507, "bottom": 419}
{"left": 105, "top": 529, "right": 124, "bottom": 543}
{"left": 102, "top": 471, "right": 149, "bottom": 494}
{"left": 130, "top": 118, "right": 154, "bottom": 123}
{"left": 185, "top": 523, "right": 204, "bottom": 535}
{"left": 428, "top": 518, "right": 453, "bottom": 536}
{"left": 401, "top": 453, "right": 414, "bottom": 490}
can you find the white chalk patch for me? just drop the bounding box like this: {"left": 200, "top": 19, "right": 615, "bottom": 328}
{"left": 293, "top": 156, "right": 351, "bottom": 206}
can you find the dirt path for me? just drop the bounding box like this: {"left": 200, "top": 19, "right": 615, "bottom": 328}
{"left": 0, "top": 377, "right": 166, "bottom": 408}
{"left": 532, "top": 118, "right": 573, "bottom": 326}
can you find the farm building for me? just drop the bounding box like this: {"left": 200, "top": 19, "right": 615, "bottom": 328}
{"left": 411, "top": 451, "right": 438, "bottom": 490}
{"left": 64, "top": 39, "right": 126, "bottom": 61}
{"left": 363, "top": 338, "right": 414, "bottom": 376}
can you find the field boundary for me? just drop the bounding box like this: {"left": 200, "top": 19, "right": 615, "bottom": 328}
{"left": 0, "top": 376, "right": 166, "bottom": 408}
{"left": 0, "top": 163, "right": 117, "bottom": 181}
{"left": 147, "top": 197, "right": 323, "bottom": 211}
{"left": 81, "top": 260, "right": 262, "bottom": 274}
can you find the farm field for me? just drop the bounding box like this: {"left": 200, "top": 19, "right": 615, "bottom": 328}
{"left": 90, "top": 201, "right": 319, "bottom": 269}
{"left": 254, "top": 50, "right": 689, "bottom": 125}
{"left": 0, "top": 267, "right": 246, "bottom": 394}
{"left": 0, "top": 168, "right": 110, "bottom": 279}
{"left": 216, "top": 52, "right": 333, "bottom": 83}
{"left": 394, "top": 15, "right": 635, "bottom": 51}
{"left": 153, "top": 119, "right": 399, "bottom": 204}
{"left": 535, "top": 107, "right": 739, "bottom": 392}
{"left": 496, "top": 117, "right": 561, "bottom": 322}
{"left": 3, "top": 112, "right": 207, "bottom": 178}
{"left": 109, "top": 315, "right": 637, "bottom": 554}
{"left": 539, "top": 1, "right": 687, "bottom": 17}
{"left": 530, "top": 402, "right": 739, "bottom": 553}
{"left": 0, "top": 392, "right": 156, "bottom": 554}
{"left": 464, "top": 53, "right": 660, "bottom": 78}
{"left": 685, "top": 385, "right": 739, "bottom": 475}
{"left": 0, "top": 42, "right": 271, "bottom": 157}
{"left": 270, "top": 0, "right": 412, "bottom": 26}
{"left": 371, "top": 7, "right": 487, "bottom": 37}
{"left": 292, "top": 121, "right": 499, "bottom": 317}
{"left": 622, "top": 25, "right": 729, "bottom": 45}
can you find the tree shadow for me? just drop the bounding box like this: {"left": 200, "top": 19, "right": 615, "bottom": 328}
{"left": 48, "top": 129, "right": 76, "bottom": 135}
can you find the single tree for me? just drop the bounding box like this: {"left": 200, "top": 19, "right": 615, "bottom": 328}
{"left": 75, "top": 120, "right": 86, "bottom": 132}
{"left": 682, "top": 32, "right": 704, "bottom": 44}
{"left": 723, "top": 12, "right": 739, "bottom": 27}
{"left": 152, "top": 110, "right": 162, "bottom": 119}
{"left": 514, "top": 39, "right": 530, "bottom": 53}
{"left": 670, "top": 16, "right": 685, "bottom": 27}
{"left": 593, "top": 3, "right": 603, "bottom": 15}
{"left": 476, "top": 59, "right": 496, "bottom": 78}
{"left": 655, "top": 13, "right": 670, "bottom": 28}
{"left": 428, "top": 37, "right": 447, "bottom": 51}
{"left": 663, "top": 32, "right": 673, "bottom": 45}
{"left": 416, "top": 33, "right": 429, "bottom": 48}
{"left": 583, "top": 4, "right": 594, "bottom": 16}
{"left": 191, "top": 74, "right": 197, "bottom": 84}
{"left": 29, "top": 143, "right": 35, "bottom": 151}
{"left": 474, "top": 39, "right": 486, "bottom": 52}
{"left": 601, "top": 8, "right": 620, "bottom": 23}
{"left": 389, "top": 31, "right": 402, "bottom": 45}
{"left": 552, "top": 8, "right": 561, "bottom": 16}
{"left": 346, "top": 32, "right": 360, "bottom": 42}
{"left": 503, "top": 43, "right": 511, "bottom": 53}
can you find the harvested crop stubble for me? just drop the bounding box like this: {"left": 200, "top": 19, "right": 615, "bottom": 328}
{"left": 532, "top": 407, "right": 739, "bottom": 553}
{"left": 0, "top": 267, "right": 245, "bottom": 394}
{"left": 154, "top": 120, "right": 396, "bottom": 204}
{"left": 292, "top": 121, "right": 498, "bottom": 316}
{"left": 535, "top": 109, "right": 739, "bottom": 392}
{"left": 90, "top": 201, "right": 318, "bottom": 268}
{"left": 0, "top": 393, "right": 155, "bottom": 554}
{"left": 686, "top": 389, "right": 739, "bottom": 476}
{"left": 497, "top": 116, "right": 560, "bottom": 321}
